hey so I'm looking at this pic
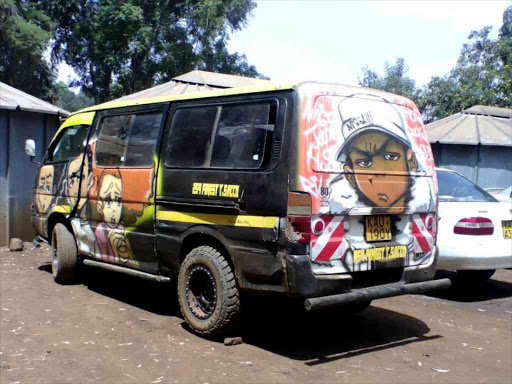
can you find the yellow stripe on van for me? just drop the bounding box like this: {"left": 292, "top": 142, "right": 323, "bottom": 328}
{"left": 156, "top": 211, "right": 278, "bottom": 229}
{"left": 60, "top": 111, "right": 95, "bottom": 128}
{"left": 51, "top": 111, "right": 96, "bottom": 147}
{"left": 51, "top": 205, "right": 72, "bottom": 214}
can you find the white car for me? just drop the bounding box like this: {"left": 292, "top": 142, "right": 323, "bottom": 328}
{"left": 492, "top": 186, "right": 512, "bottom": 204}
{"left": 436, "top": 168, "right": 512, "bottom": 282}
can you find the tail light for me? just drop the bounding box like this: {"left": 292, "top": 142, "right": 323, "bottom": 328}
{"left": 286, "top": 192, "right": 312, "bottom": 243}
{"left": 454, "top": 217, "right": 494, "bottom": 235}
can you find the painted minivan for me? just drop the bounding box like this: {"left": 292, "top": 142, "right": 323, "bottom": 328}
{"left": 27, "top": 82, "right": 450, "bottom": 338}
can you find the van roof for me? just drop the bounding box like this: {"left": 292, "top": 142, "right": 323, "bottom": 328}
{"left": 72, "top": 82, "right": 297, "bottom": 116}
{"left": 71, "top": 81, "right": 417, "bottom": 117}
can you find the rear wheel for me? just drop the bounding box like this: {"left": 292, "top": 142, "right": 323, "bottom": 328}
{"left": 178, "top": 246, "right": 240, "bottom": 338}
{"left": 51, "top": 223, "right": 79, "bottom": 284}
{"left": 457, "top": 269, "right": 496, "bottom": 284}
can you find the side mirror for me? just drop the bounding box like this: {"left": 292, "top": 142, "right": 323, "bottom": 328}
{"left": 25, "top": 139, "right": 36, "bottom": 157}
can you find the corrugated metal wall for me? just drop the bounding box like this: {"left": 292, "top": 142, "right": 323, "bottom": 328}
{"left": 432, "top": 143, "right": 512, "bottom": 189}
{"left": 0, "top": 109, "right": 59, "bottom": 246}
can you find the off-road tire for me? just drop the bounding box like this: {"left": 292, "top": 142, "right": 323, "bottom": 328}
{"left": 51, "top": 223, "right": 79, "bottom": 284}
{"left": 178, "top": 246, "right": 240, "bottom": 338}
{"left": 457, "top": 269, "right": 496, "bottom": 284}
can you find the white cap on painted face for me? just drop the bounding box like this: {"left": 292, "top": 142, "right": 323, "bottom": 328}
{"left": 335, "top": 94, "right": 411, "bottom": 162}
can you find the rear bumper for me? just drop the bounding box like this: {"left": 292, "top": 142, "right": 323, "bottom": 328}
{"left": 438, "top": 246, "right": 512, "bottom": 271}
{"left": 285, "top": 246, "right": 443, "bottom": 302}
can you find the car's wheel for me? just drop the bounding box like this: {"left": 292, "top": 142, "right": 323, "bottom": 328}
{"left": 178, "top": 246, "right": 240, "bottom": 338}
{"left": 51, "top": 223, "right": 79, "bottom": 284}
{"left": 457, "top": 269, "right": 496, "bottom": 284}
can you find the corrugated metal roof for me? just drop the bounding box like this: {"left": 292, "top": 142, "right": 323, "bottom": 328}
{"left": 173, "top": 70, "right": 274, "bottom": 88}
{"left": 425, "top": 106, "right": 512, "bottom": 147}
{"left": 464, "top": 105, "right": 512, "bottom": 118}
{"left": 0, "top": 82, "right": 70, "bottom": 116}
{"left": 113, "top": 80, "right": 216, "bottom": 102}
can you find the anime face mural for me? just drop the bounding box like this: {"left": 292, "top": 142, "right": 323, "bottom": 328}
{"left": 334, "top": 95, "right": 420, "bottom": 211}
{"left": 35, "top": 165, "right": 54, "bottom": 213}
{"left": 299, "top": 87, "right": 437, "bottom": 273}
{"left": 94, "top": 169, "right": 135, "bottom": 265}
{"left": 67, "top": 153, "right": 94, "bottom": 212}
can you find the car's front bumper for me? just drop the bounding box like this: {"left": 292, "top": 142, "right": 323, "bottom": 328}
{"left": 438, "top": 245, "right": 512, "bottom": 271}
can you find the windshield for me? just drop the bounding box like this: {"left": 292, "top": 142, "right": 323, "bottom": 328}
{"left": 437, "top": 170, "right": 498, "bottom": 202}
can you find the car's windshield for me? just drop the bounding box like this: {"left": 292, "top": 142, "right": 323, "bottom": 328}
{"left": 437, "top": 170, "right": 498, "bottom": 202}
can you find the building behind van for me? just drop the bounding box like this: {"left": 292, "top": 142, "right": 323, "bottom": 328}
{"left": 27, "top": 82, "right": 451, "bottom": 338}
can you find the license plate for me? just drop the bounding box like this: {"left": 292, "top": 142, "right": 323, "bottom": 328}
{"left": 503, "top": 220, "right": 512, "bottom": 239}
{"left": 353, "top": 245, "right": 407, "bottom": 263}
{"left": 365, "top": 216, "right": 392, "bottom": 242}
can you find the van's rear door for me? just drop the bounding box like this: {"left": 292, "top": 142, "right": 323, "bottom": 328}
{"left": 295, "top": 85, "right": 437, "bottom": 275}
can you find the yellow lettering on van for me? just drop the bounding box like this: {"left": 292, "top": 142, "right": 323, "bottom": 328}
{"left": 192, "top": 183, "right": 202, "bottom": 195}
{"left": 193, "top": 182, "right": 240, "bottom": 198}
{"left": 353, "top": 246, "right": 406, "bottom": 263}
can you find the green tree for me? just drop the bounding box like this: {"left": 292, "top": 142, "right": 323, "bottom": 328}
{"left": 54, "top": 82, "right": 94, "bottom": 112}
{"left": 0, "top": 0, "right": 55, "bottom": 100}
{"left": 38, "top": 0, "right": 261, "bottom": 103}
{"left": 419, "top": 6, "right": 512, "bottom": 123}
{"left": 358, "top": 57, "right": 418, "bottom": 101}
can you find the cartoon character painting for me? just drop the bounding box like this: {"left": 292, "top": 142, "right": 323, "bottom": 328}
{"left": 67, "top": 152, "right": 94, "bottom": 214}
{"left": 330, "top": 94, "right": 423, "bottom": 213}
{"left": 95, "top": 168, "right": 136, "bottom": 266}
{"left": 299, "top": 87, "right": 436, "bottom": 273}
{"left": 35, "top": 165, "right": 54, "bottom": 213}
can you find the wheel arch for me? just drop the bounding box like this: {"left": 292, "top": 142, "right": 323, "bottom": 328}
{"left": 47, "top": 213, "right": 73, "bottom": 240}
{"left": 178, "top": 228, "right": 234, "bottom": 272}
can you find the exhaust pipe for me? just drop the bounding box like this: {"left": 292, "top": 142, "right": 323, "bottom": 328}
{"left": 304, "top": 278, "right": 452, "bottom": 311}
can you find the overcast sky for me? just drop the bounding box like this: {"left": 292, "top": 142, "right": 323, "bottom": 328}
{"left": 58, "top": 0, "right": 510, "bottom": 89}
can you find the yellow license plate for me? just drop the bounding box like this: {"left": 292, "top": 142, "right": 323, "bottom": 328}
{"left": 353, "top": 245, "right": 407, "bottom": 263}
{"left": 365, "top": 216, "right": 392, "bottom": 242}
{"left": 503, "top": 221, "right": 512, "bottom": 239}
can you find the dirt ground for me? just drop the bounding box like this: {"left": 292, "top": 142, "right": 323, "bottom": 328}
{"left": 1, "top": 243, "right": 511, "bottom": 384}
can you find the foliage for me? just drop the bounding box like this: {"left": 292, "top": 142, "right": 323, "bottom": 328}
{"left": 359, "top": 6, "right": 512, "bottom": 123}
{"left": 0, "top": 0, "right": 55, "bottom": 100}
{"left": 37, "top": 0, "right": 261, "bottom": 103}
{"left": 358, "top": 57, "right": 418, "bottom": 102}
{"left": 419, "top": 6, "right": 512, "bottom": 123}
{"left": 54, "top": 82, "right": 94, "bottom": 113}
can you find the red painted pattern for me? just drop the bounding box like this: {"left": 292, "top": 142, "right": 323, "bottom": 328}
{"left": 411, "top": 214, "right": 434, "bottom": 253}
{"left": 311, "top": 215, "right": 345, "bottom": 262}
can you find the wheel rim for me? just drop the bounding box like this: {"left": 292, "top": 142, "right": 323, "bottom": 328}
{"left": 185, "top": 265, "right": 217, "bottom": 320}
{"left": 52, "top": 233, "right": 58, "bottom": 274}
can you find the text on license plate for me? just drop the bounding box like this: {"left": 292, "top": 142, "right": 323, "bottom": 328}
{"left": 503, "top": 220, "right": 512, "bottom": 239}
{"left": 365, "top": 215, "right": 392, "bottom": 242}
{"left": 353, "top": 245, "right": 407, "bottom": 263}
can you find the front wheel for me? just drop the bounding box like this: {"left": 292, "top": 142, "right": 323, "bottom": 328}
{"left": 177, "top": 246, "right": 240, "bottom": 338}
{"left": 51, "top": 223, "right": 79, "bottom": 284}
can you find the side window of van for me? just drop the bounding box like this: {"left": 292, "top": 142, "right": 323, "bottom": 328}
{"left": 166, "top": 103, "right": 273, "bottom": 169}
{"left": 95, "top": 112, "right": 162, "bottom": 167}
{"left": 49, "top": 124, "right": 89, "bottom": 163}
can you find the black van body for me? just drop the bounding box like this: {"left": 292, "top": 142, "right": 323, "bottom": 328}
{"left": 28, "top": 83, "right": 450, "bottom": 337}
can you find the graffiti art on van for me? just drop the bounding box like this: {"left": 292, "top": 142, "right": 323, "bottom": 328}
{"left": 330, "top": 95, "right": 422, "bottom": 213}
{"left": 300, "top": 92, "right": 435, "bottom": 215}
{"left": 299, "top": 89, "right": 436, "bottom": 272}
{"left": 35, "top": 165, "right": 55, "bottom": 213}
{"left": 94, "top": 168, "right": 139, "bottom": 266}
